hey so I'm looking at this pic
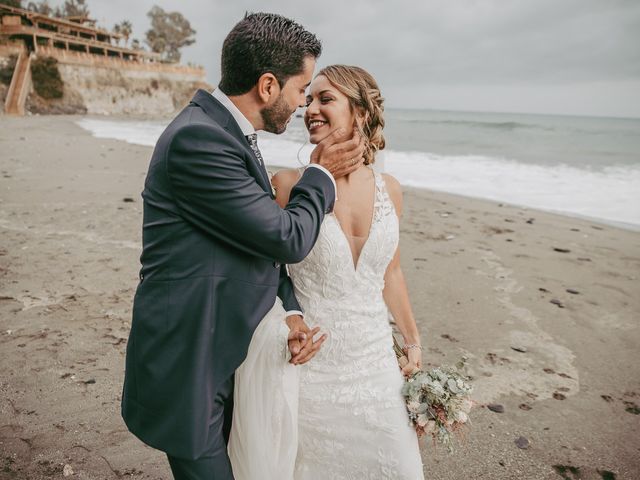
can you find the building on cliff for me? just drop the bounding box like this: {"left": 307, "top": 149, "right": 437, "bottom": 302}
{"left": 0, "top": 4, "right": 210, "bottom": 115}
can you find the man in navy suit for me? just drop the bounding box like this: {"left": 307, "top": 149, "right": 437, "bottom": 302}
{"left": 121, "top": 12, "right": 364, "bottom": 480}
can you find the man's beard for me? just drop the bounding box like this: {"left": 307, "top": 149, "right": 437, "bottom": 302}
{"left": 261, "top": 93, "right": 293, "bottom": 134}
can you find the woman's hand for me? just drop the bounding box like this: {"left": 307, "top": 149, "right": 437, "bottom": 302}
{"left": 286, "top": 314, "right": 327, "bottom": 365}
{"left": 401, "top": 346, "right": 422, "bottom": 377}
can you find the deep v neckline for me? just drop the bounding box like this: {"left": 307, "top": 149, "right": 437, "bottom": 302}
{"left": 330, "top": 168, "right": 378, "bottom": 272}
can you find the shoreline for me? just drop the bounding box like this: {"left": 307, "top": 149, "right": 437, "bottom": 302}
{"left": 1, "top": 115, "right": 639, "bottom": 479}
{"left": 74, "top": 115, "right": 640, "bottom": 232}
{"left": 401, "top": 188, "right": 640, "bottom": 233}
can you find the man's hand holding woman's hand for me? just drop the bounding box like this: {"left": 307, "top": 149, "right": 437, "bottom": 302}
{"left": 286, "top": 314, "right": 327, "bottom": 365}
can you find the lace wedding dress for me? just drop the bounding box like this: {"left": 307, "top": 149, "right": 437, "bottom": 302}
{"left": 229, "top": 169, "right": 424, "bottom": 480}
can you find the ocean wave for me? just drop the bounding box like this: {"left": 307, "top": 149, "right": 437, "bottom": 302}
{"left": 399, "top": 118, "right": 555, "bottom": 132}
{"left": 76, "top": 118, "right": 640, "bottom": 229}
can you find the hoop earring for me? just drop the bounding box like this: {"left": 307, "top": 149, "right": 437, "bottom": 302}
{"left": 296, "top": 139, "right": 309, "bottom": 167}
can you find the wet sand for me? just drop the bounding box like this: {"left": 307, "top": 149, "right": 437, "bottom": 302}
{"left": 1, "top": 115, "right": 639, "bottom": 479}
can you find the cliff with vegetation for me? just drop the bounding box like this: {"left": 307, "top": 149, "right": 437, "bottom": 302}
{"left": 0, "top": 2, "right": 209, "bottom": 116}
{"left": 0, "top": 45, "right": 210, "bottom": 115}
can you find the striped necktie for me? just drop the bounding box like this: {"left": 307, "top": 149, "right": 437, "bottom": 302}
{"left": 245, "top": 133, "right": 264, "bottom": 167}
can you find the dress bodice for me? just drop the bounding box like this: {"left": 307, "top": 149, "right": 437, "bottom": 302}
{"left": 289, "top": 169, "right": 398, "bottom": 308}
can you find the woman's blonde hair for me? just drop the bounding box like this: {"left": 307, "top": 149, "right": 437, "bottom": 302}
{"left": 317, "top": 65, "right": 385, "bottom": 165}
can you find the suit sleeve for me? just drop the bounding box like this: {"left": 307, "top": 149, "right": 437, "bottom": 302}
{"left": 277, "top": 266, "right": 302, "bottom": 313}
{"left": 166, "top": 123, "right": 335, "bottom": 264}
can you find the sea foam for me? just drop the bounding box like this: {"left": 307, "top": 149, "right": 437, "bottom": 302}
{"left": 77, "top": 117, "right": 640, "bottom": 229}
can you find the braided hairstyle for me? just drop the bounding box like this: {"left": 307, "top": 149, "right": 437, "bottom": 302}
{"left": 316, "top": 65, "right": 385, "bottom": 165}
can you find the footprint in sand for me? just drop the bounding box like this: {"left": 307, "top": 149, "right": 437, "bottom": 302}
{"left": 466, "top": 249, "right": 579, "bottom": 404}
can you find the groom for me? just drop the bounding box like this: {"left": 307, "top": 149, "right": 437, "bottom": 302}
{"left": 121, "top": 12, "right": 364, "bottom": 480}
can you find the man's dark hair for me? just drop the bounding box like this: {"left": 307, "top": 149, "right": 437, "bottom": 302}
{"left": 219, "top": 12, "right": 322, "bottom": 96}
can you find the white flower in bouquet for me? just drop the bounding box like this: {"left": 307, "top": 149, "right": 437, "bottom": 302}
{"left": 460, "top": 398, "right": 473, "bottom": 414}
{"left": 416, "top": 414, "right": 429, "bottom": 428}
{"left": 454, "top": 411, "right": 469, "bottom": 424}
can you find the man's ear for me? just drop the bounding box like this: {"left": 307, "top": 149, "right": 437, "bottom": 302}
{"left": 256, "top": 73, "right": 280, "bottom": 104}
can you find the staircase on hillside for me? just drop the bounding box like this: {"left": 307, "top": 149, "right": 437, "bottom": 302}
{"left": 4, "top": 49, "right": 32, "bottom": 115}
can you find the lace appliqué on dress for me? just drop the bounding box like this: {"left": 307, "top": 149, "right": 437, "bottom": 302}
{"left": 289, "top": 170, "right": 424, "bottom": 480}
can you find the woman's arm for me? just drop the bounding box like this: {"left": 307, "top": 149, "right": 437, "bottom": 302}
{"left": 272, "top": 168, "right": 303, "bottom": 208}
{"left": 382, "top": 174, "right": 423, "bottom": 374}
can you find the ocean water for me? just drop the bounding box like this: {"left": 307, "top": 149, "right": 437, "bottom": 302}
{"left": 77, "top": 109, "right": 640, "bottom": 230}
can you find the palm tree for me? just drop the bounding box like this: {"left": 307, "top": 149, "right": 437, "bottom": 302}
{"left": 113, "top": 23, "right": 121, "bottom": 46}
{"left": 118, "top": 20, "right": 133, "bottom": 47}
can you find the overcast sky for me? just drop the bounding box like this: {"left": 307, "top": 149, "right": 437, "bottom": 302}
{"left": 50, "top": 0, "right": 640, "bottom": 118}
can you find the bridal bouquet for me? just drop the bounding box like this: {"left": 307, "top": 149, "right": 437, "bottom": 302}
{"left": 393, "top": 337, "right": 473, "bottom": 452}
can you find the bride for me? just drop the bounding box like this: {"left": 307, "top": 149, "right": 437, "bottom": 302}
{"left": 228, "top": 65, "right": 425, "bottom": 480}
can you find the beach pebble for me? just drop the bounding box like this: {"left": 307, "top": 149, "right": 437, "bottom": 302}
{"left": 525, "top": 218, "right": 535, "bottom": 224}
{"left": 445, "top": 235, "right": 455, "bottom": 240}
{"left": 601, "top": 395, "right": 614, "bottom": 403}
{"left": 511, "top": 346, "right": 527, "bottom": 353}
{"left": 624, "top": 402, "right": 640, "bottom": 414}
{"left": 84, "top": 378, "right": 96, "bottom": 385}
{"left": 122, "top": 197, "right": 135, "bottom": 203}
{"left": 566, "top": 288, "right": 580, "bottom": 295}
{"left": 553, "top": 247, "right": 571, "bottom": 253}
{"left": 63, "top": 464, "right": 74, "bottom": 476}
{"left": 550, "top": 299, "right": 565, "bottom": 308}
{"left": 515, "top": 436, "right": 530, "bottom": 449}
{"left": 441, "top": 334, "right": 459, "bottom": 343}
{"left": 538, "top": 287, "right": 550, "bottom": 293}
{"left": 487, "top": 403, "right": 505, "bottom": 413}
{"left": 553, "top": 392, "right": 566, "bottom": 400}
{"left": 519, "top": 403, "right": 532, "bottom": 411}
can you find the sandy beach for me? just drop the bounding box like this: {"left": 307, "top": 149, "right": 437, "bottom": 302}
{"left": 1, "top": 115, "right": 639, "bottom": 479}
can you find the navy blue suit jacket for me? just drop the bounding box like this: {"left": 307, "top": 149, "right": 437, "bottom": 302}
{"left": 121, "top": 89, "right": 335, "bottom": 459}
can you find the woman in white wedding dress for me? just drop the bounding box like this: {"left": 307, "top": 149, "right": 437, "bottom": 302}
{"left": 229, "top": 65, "right": 425, "bottom": 480}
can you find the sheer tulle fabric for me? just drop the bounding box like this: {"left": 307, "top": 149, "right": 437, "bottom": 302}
{"left": 228, "top": 299, "right": 300, "bottom": 479}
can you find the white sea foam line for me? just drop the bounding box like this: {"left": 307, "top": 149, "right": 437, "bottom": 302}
{"left": 77, "top": 118, "right": 166, "bottom": 147}
{"left": 76, "top": 118, "right": 640, "bottom": 228}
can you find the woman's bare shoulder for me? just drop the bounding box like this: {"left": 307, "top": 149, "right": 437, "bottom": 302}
{"left": 381, "top": 173, "right": 403, "bottom": 215}
{"left": 272, "top": 168, "right": 301, "bottom": 187}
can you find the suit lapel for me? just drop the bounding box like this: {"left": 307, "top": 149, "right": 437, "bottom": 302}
{"left": 189, "top": 90, "right": 273, "bottom": 197}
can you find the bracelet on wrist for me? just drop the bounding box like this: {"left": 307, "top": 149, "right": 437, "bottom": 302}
{"left": 403, "top": 343, "right": 422, "bottom": 351}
